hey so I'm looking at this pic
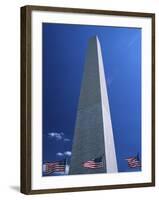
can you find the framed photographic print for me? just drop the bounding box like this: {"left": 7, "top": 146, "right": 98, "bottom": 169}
{"left": 21, "top": 5, "right": 155, "bottom": 194}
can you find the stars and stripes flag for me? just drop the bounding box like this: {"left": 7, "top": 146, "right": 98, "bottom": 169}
{"left": 82, "top": 156, "right": 103, "bottom": 169}
{"left": 125, "top": 154, "right": 141, "bottom": 168}
{"left": 43, "top": 159, "right": 66, "bottom": 174}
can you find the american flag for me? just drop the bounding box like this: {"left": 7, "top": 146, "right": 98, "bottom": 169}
{"left": 82, "top": 156, "right": 103, "bottom": 169}
{"left": 43, "top": 159, "right": 66, "bottom": 174}
{"left": 125, "top": 154, "right": 141, "bottom": 168}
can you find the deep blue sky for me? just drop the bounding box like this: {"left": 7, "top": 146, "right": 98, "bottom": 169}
{"left": 42, "top": 23, "right": 141, "bottom": 175}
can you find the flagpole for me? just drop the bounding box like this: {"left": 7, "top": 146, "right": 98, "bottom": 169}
{"left": 65, "top": 157, "right": 67, "bottom": 174}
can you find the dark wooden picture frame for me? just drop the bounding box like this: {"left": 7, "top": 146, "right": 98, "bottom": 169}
{"left": 21, "top": 5, "right": 155, "bottom": 194}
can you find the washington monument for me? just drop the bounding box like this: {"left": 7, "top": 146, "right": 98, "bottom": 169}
{"left": 69, "top": 36, "right": 118, "bottom": 175}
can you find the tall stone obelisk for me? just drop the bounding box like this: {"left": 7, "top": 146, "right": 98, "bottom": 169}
{"left": 69, "top": 36, "right": 118, "bottom": 175}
